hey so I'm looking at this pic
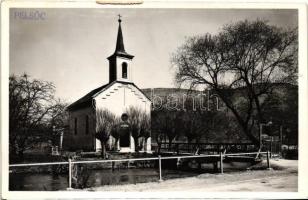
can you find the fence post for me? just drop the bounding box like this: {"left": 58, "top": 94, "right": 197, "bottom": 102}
{"left": 220, "top": 152, "right": 224, "bottom": 174}
{"left": 158, "top": 155, "right": 162, "bottom": 182}
{"left": 176, "top": 158, "right": 180, "bottom": 169}
{"left": 270, "top": 137, "right": 273, "bottom": 158}
{"left": 266, "top": 151, "right": 271, "bottom": 170}
{"left": 280, "top": 126, "right": 283, "bottom": 158}
{"left": 68, "top": 158, "right": 72, "bottom": 190}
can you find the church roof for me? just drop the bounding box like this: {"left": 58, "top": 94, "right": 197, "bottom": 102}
{"left": 66, "top": 83, "right": 109, "bottom": 111}
{"left": 67, "top": 81, "right": 151, "bottom": 111}
{"left": 107, "top": 17, "right": 134, "bottom": 60}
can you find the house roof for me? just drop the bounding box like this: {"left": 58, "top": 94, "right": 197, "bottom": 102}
{"left": 67, "top": 81, "right": 151, "bottom": 111}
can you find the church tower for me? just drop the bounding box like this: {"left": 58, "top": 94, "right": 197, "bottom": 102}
{"left": 107, "top": 15, "right": 134, "bottom": 83}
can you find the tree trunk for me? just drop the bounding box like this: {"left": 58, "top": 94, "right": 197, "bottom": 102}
{"left": 254, "top": 95, "right": 264, "bottom": 123}
{"left": 168, "top": 137, "right": 173, "bottom": 152}
{"left": 101, "top": 142, "right": 106, "bottom": 159}
{"left": 144, "top": 137, "right": 148, "bottom": 152}
{"left": 133, "top": 137, "right": 139, "bottom": 152}
{"left": 157, "top": 141, "right": 161, "bottom": 154}
{"left": 231, "top": 111, "right": 259, "bottom": 144}
{"left": 215, "top": 89, "right": 259, "bottom": 145}
{"left": 114, "top": 138, "right": 119, "bottom": 151}
{"left": 18, "top": 150, "right": 24, "bottom": 160}
{"left": 155, "top": 134, "right": 162, "bottom": 154}
{"left": 10, "top": 144, "right": 17, "bottom": 157}
{"left": 239, "top": 123, "right": 259, "bottom": 145}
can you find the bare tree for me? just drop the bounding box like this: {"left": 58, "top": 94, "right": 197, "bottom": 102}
{"left": 9, "top": 74, "right": 58, "bottom": 159}
{"left": 151, "top": 111, "right": 164, "bottom": 154}
{"left": 110, "top": 117, "right": 122, "bottom": 151}
{"left": 95, "top": 109, "right": 115, "bottom": 158}
{"left": 48, "top": 99, "right": 69, "bottom": 129}
{"left": 125, "top": 106, "right": 149, "bottom": 152}
{"left": 172, "top": 20, "right": 297, "bottom": 145}
{"left": 151, "top": 109, "right": 181, "bottom": 151}
{"left": 180, "top": 110, "right": 215, "bottom": 144}
{"left": 140, "top": 112, "right": 151, "bottom": 152}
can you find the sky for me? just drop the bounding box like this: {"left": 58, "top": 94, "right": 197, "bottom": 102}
{"left": 10, "top": 8, "right": 297, "bottom": 103}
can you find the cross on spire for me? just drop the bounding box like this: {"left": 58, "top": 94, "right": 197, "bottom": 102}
{"left": 107, "top": 14, "right": 134, "bottom": 60}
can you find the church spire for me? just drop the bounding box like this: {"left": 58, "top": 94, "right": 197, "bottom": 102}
{"left": 115, "top": 14, "right": 126, "bottom": 53}
{"left": 108, "top": 15, "right": 134, "bottom": 60}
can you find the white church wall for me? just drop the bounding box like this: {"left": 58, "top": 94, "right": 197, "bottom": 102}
{"left": 94, "top": 82, "right": 151, "bottom": 115}
{"left": 146, "top": 137, "right": 152, "bottom": 153}
{"left": 94, "top": 82, "right": 151, "bottom": 153}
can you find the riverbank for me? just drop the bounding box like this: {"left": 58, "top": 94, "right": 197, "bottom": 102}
{"left": 89, "top": 159, "right": 297, "bottom": 192}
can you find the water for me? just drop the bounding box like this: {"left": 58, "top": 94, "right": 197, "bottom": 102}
{"left": 9, "top": 173, "right": 68, "bottom": 191}
{"left": 9, "top": 168, "right": 200, "bottom": 191}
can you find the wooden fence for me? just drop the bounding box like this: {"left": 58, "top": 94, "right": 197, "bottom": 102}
{"left": 9, "top": 151, "right": 271, "bottom": 190}
{"left": 158, "top": 142, "right": 257, "bottom": 154}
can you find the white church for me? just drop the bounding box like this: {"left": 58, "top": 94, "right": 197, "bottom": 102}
{"left": 65, "top": 16, "right": 152, "bottom": 153}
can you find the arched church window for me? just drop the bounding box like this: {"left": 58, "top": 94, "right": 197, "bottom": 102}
{"left": 122, "top": 62, "right": 128, "bottom": 78}
{"left": 85, "top": 115, "right": 89, "bottom": 135}
{"left": 74, "top": 118, "right": 77, "bottom": 135}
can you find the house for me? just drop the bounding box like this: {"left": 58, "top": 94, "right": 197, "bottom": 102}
{"left": 64, "top": 16, "right": 152, "bottom": 153}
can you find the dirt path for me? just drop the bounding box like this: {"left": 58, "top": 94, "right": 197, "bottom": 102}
{"left": 90, "top": 170, "right": 297, "bottom": 192}
{"left": 90, "top": 159, "right": 298, "bottom": 192}
{"left": 201, "top": 174, "right": 297, "bottom": 192}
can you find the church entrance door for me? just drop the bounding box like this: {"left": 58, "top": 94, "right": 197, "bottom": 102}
{"left": 119, "top": 124, "right": 130, "bottom": 147}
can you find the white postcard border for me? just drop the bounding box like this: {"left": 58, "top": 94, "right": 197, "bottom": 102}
{"left": 1, "top": 1, "right": 307, "bottom": 199}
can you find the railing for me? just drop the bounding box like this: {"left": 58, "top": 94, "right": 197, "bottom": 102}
{"left": 9, "top": 151, "right": 271, "bottom": 190}
{"left": 158, "top": 142, "right": 257, "bottom": 154}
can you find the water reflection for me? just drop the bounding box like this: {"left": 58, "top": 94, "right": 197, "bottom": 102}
{"left": 10, "top": 173, "right": 68, "bottom": 191}
{"left": 10, "top": 168, "right": 199, "bottom": 191}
